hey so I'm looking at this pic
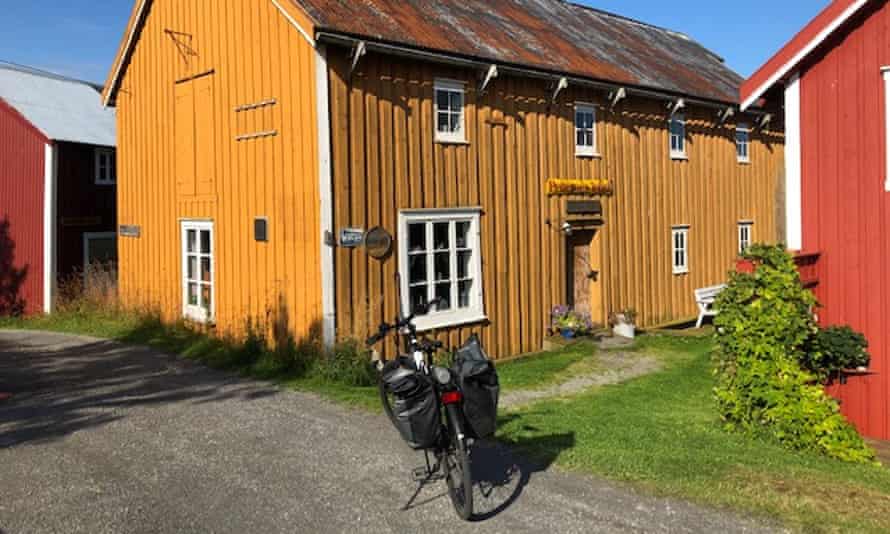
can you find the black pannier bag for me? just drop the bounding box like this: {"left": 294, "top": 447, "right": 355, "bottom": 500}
{"left": 382, "top": 359, "right": 441, "bottom": 450}
{"left": 453, "top": 334, "right": 500, "bottom": 439}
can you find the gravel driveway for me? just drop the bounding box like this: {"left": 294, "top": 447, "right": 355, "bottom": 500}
{"left": 0, "top": 330, "right": 774, "bottom": 533}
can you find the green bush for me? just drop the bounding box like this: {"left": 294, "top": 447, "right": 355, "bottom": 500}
{"left": 312, "top": 338, "right": 377, "bottom": 387}
{"left": 802, "top": 326, "right": 870, "bottom": 379}
{"left": 713, "top": 244, "right": 874, "bottom": 463}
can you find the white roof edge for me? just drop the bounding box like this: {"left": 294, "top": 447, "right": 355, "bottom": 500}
{"left": 104, "top": 0, "right": 149, "bottom": 107}
{"left": 740, "top": 0, "right": 869, "bottom": 111}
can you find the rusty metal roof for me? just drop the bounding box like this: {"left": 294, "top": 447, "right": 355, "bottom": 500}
{"left": 292, "top": 0, "right": 743, "bottom": 103}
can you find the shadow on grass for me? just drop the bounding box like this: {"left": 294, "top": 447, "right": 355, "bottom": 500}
{"left": 469, "top": 413, "right": 575, "bottom": 521}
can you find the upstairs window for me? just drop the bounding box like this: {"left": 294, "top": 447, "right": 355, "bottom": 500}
{"left": 669, "top": 115, "right": 686, "bottom": 159}
{"left": 399, "top": 208, "right": 485, "bottom": 331}
{"left": 672, "top": 225, "right": 689, "bottom": 274}
{"left": 434, "top": 79, "right": 465, "bottom": 143}
{"left": 574, "top": 104, "right": 598, "bottom": 157}
{"left": 736, "top": 125, "right": 750, "bottom": 163}
{"left": 95, "top": 148, "right": 116, "bottom": 185}
{"left": 738, "top": 221, "right": 753, "bottom": 253}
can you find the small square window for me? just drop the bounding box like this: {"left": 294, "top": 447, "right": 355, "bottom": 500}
{"left": 736, "top": 125, "right": 750, "bottom": 163}
{"left": 574, "top": 104, "right": 598, "bottom": 157}
{"left": 95, "top": 148, "right": 116, "bottom": 185}
{"left": 669, "top": 116, "right": 686, "bottom": 159}
{"left": 434, "top": 79, "right": 466, "bottom": 144}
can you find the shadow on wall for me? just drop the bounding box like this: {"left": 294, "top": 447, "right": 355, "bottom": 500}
{"left": 0, "top": 217, "right": 28, "bottom": 316}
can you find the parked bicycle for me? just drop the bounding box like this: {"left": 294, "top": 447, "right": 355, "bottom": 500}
{"left": 366, "top": 276, "right": 499, "bottom": 521}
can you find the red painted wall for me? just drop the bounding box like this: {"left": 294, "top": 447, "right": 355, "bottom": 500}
{"left": 0, "top": 98, "right": 46, "bottom": 315}
{"left": 799, "top": 1, "right": 890, "bottom": 440}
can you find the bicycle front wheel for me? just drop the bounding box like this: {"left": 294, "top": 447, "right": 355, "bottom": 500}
{"left": 444, "top": 436, "right": 473, "bottom": 520}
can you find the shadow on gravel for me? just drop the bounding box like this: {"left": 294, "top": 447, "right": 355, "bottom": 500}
{"left": 0, "top": 335, "right": 279, "bottom": 448}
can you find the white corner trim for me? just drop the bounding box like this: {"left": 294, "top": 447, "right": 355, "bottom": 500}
{"left": 883, "top": 67, "right": 890, "bottom": 192}
{"left": 784, "top": 73, "right": 803, "bottom": 251}
{"left": 104, "top": 0, "right": 148, "bottom": 107}
{"left": 741, "top": 0, "right": 868, "bottom": 111}
{"left": 43, "top": 144, "right": 57, "bottom": 313}
{"left": 316, "top": 44, "right": 335, "bottom": 346}
{"left": 271, "top": 0, "right": 316, "bottom": 48}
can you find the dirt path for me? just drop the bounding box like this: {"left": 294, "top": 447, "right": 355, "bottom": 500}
{"left": 500, "top": 350, "right": 662, "bottom": 409}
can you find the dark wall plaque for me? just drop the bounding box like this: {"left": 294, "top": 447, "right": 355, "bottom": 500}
{"left": 566, "top": 200, "right": 603, "bottom": 216}
{"left": 254, "top": 217, "right": 268, "bottom": 242}
{"left": 119, "top": 225, "right": 141, "bottom": 238}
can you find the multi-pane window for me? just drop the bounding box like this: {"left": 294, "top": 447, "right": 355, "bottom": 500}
{"left": 434, "top": 79, "right": 465, "bottom": 143}
{"left": 95, "top": 148, "right": 116, "bottom": 185}
{"left": 399, "top": 209, "right": 485, "bottom": 331}
{"left": 575, "top": 104, "right": 598, "bottom": 157}
{"left": 669, "top": 115, "right": 686, "bottom": 159}
{"left": 738, "top": 222, "right": 753, "bottom": 253}
{"left": 672, "top": 226, "right": 689, "bottom": 274}
{"left": 736, "top": 125, "right": 750, "bottom": 163}
{"left": 181, "top": 221, "right": 214, "bottom": 322}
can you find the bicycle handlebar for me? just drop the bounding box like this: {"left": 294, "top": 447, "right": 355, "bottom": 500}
{"left": 364, "top": 298, "right": 446, "bottom": 347}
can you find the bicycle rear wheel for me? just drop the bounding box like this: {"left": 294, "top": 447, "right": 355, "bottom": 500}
{"left": 444, "top": 436, "right": 473, "bottom": 520}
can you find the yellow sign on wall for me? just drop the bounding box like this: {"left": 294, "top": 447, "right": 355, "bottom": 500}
{"left": 545, "top": 178, "right": 612, "bottom": 196}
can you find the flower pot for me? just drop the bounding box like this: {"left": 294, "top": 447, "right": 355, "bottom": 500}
{"left": 613, "top": 322, "right": 635, "bottom": 339}
{"left": 560, "top": 328, "right": 576, "bottom": 340}
{"left": 736, "top": 258, "right": 756, "bottom": 274}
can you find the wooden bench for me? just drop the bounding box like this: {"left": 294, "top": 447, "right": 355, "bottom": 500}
{"left": 694, "top": 284, "right": 726, "bottom": 328}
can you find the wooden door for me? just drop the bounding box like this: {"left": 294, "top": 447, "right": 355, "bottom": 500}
{"left": 566, "top": 229, "right": 604, "bottom": 326}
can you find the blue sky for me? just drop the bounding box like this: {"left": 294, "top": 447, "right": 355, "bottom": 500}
{"left": 0, "top": 1, "right": 829, "bottom": 84}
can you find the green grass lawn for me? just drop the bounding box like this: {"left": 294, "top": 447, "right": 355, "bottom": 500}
{"left": 499, "top": 334, "right": 890, "bottom": 533}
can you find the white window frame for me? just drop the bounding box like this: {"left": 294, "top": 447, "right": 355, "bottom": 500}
{"left": 94, "top": 147, "right": 116, "bottom": 185}
{"left": 736, "top": 124, "right": 751, "bottom": 164}
{"left": 434, "top": 79, "right": 466, "bottom": 144}
{"left": 882, "top": 67, "right": 890, "bottom": 191}
{"left": 82, "top": 231, "right": 117, "bottom": 269}
{"left": 181, "top": 220, "right": 215, "bottom": 323}
{"left": 574, "top": 103, "right": 599, "bottom": 157}
{"left": 738, "top": 221, "right": 753, "bottom": 254}
{"left": 669, "top": 115, "right": 687, "bottom": 160}
{"left": 398, "top": 208, "right": 485, "bottom": 331}
{"left": 672, "top": 225, "right": 689, "bottom": 274}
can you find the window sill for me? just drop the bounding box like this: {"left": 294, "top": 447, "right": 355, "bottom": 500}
{"left": 413, "top": 312, "right": 487, "bottom": 332}
{"left": 435, "top": 138, "right": 470, "bottom": 146}
{"left": 670, "top": 153, "right": 688, "bottom": 161}
{"left": 737, "top": 159, "right": 751, "bottom": 165}
{"left": 672, "top": 269, "right": 689, "bottom": 276}
{"left": 575, "top": 151, "right": 602, "bottom": 159}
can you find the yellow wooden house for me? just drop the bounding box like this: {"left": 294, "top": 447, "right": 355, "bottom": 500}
{"left": 104, "top": 0, "right": 784, "bottom": 359}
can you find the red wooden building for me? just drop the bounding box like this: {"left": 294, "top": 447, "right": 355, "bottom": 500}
{"left": 0, "top": 63, "right": 117, "bottom": 315}
{"left": 741, "top": 0, "right": 890, "bottom": 440}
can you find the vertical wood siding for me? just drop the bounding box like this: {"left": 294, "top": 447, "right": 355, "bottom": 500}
{"left": 0, "top": 100, "right": 46, "bottom": 315}
{"left": 329, "top": 51, "right": 784, "bottom": 359}
{"left": 800, "top": 2, "right": 890, "bottom": 440}
{"left": 115, "top": 0, "right": 321, "bottom": 340}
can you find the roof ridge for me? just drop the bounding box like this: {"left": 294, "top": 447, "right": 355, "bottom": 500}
{"left": 0, "top": 60, "right": 103, "bottom": 91}
{"left": 559, "top": 0, "right": 691, "bottom": 39}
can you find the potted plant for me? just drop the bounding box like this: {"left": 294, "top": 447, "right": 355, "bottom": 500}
{"left": 610, "top": 308, "right": 637, "bottom": 339}
{"left": 551, "top": 306, "right": 593, "bottom": 339}
{"left": 801, "top": 325, "right": 871, "bottom": 380}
